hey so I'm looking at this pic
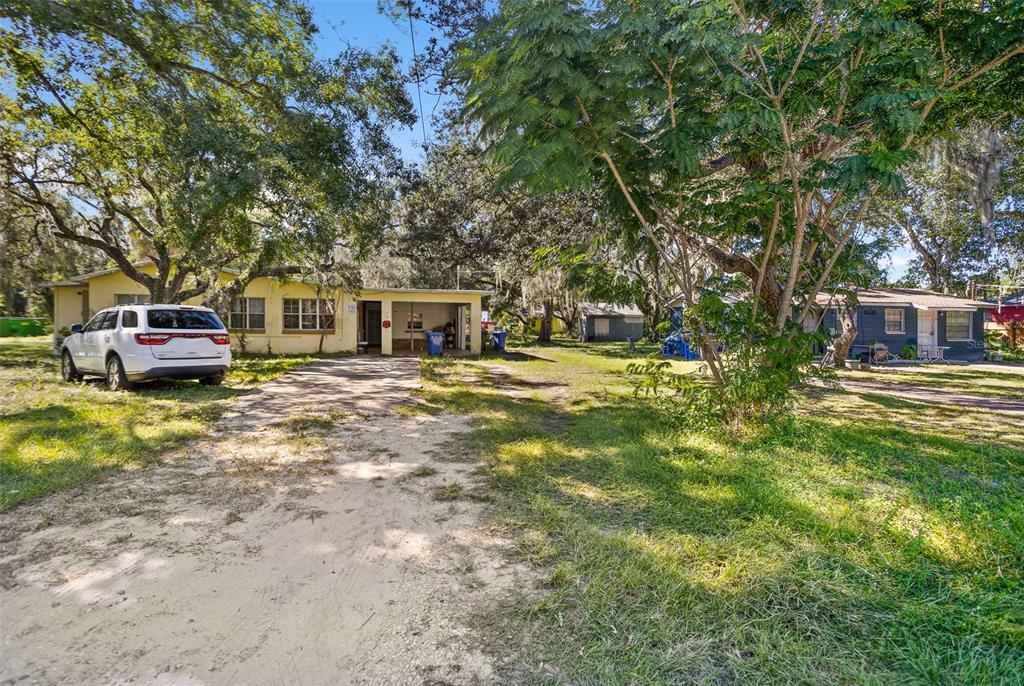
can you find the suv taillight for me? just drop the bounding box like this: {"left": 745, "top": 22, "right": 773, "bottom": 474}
{"left": 211, "top": 334, "right": 230, "bottom": 345}
{"left": 135, "top": 333, "right": 171, "bottom": 345}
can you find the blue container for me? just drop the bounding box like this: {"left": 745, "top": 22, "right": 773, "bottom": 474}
{"left": 680, "top": 340, "right": 700, "bottom": 360}
{"left": 661, "top": 333, "right": 681, "bottom": 356}
{"left": 426, "top": 331, "right": 446, "bottom": 356}
{"left": 491, "top": 330, "right": 508, "bottom": 351}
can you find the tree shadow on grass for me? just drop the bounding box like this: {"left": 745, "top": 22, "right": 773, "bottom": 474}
{"left": 898, "top": 366, "right": 1024, "bottom": 384}
{"left": 484, "top": 351, "right": 556, "bottom": 363}
{"left": 426, "top": 365, "right": 1024, "bottom": 684}
{"left": 0, "top": 402, "right": 210, "bottom": 510}
{"left": 537, "top": 339, "right": 662, "bottom": 360}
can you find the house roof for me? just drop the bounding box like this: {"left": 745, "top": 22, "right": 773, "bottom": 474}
{"left": 38, "top": 261, "right": 241, "bottom": 288}
{"left": 984, "top": 290, "right": 1024, "bottom": 307}
{"left": 580, "top": 302, "right": 643, "bottom": 317}
{"left": 815, "top": 287, "right": 994, "bottom": 311}
{"left": 39, "top": 262, "right": 149, "bottom": 288}
{"left": 39, "top": 262, "right": 492, "bottom": 297}
{"left": 355, "top": 287, "right": 492, "bottom": 296}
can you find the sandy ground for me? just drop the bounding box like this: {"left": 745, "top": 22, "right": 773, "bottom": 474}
{"left": 0, "top": 358, "right": 532, "bottom": 685}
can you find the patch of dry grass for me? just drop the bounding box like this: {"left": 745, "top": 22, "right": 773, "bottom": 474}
{"left": 431, "top": 483, "right": 464, "bottom": 501}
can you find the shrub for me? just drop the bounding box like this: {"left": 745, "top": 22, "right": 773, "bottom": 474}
{"left": 627, "top": 293, "right": 834, "bottom": 429}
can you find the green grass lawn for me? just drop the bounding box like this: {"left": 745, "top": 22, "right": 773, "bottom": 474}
{"left": 417, "top": 340, "right": 1024, "bottom": 685}
{"left": 0, "top": 336, "right": 318, "bottom": 510}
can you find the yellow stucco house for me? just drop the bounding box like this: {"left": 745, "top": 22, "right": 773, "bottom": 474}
{"left": 46, "top": 263, "right": 487, "bottom": 355}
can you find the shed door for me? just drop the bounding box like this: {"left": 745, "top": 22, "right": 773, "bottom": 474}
{"left": 594, "top": 317, "right": 610, "bottom": 338}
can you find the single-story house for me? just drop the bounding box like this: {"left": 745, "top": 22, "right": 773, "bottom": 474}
{"left": 984, "top": 290, "right": 1024, "bottom": 349}
{"left": 579, "top": 303, "right": 644, "bottom": 342}
{"left": 812, "top": 288, "right": 995, "bottom": 361}
{"left": 43, "top": 263, "right": 487, "bottom": 355}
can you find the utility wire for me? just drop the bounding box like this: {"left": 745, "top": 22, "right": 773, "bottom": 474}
{"left": 405, "top": 2, "right": 430, "bottom": 147}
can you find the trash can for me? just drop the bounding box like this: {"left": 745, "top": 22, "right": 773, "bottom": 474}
{"left": 426, "top": 331, "right": 446, "bottom": 356}
{"left": 491, "top": 330, "right": 508, "bottom": 351}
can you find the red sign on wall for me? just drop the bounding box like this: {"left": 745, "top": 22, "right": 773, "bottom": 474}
{"left": 382, "top": 320, "right": 391, "bottom": 329}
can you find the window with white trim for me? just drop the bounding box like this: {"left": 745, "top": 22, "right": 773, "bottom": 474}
{"left": 884, "top": 308, "right": 905, "bottom": 334}
{"left": 283, "top": 298, "right": 334, "bottom": 331}
{"left": 945, "top": 311, "right": 972, "bottom": 340}
{"left": 405, "top": 312, "right": 423, "bottom": 332}
{"left": 116, "top": 293, "right": 149, "bottom": 305}
{"left": 230, "top": 297, "right": 266, "bottom": 331}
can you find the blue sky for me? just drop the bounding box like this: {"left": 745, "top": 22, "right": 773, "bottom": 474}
{"left": 308, "top": 1, "right": 444, "bottom": 164}
{"left": 306, "top": 1, "right": 914, "bottom": 282}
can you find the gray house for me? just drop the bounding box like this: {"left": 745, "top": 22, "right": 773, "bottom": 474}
{"left": 813, "top": 288, "right": 994, "bottom": 361}
{"left": 579, "top": 303, "right": 644, "bottom": 342}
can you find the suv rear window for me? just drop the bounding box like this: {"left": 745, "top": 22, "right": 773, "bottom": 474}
{"left": 121, "top": 310, "right": 139, "bottom": 327}
{"left": 147, "top": 309, "right": 223, "bottom": 330}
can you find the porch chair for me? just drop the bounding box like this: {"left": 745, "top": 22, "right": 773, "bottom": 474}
{"left": 872, "top": 342, "right": 890, "bottom": 365}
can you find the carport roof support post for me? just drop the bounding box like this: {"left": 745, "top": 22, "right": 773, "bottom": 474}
{"left": 381, "top": 299, "right": 393, "bottom": 356}
{"left": 470, "top": 300, "right": 481, "bottom": 354}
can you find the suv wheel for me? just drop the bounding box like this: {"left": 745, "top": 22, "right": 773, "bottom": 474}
{"left": 106, "top": 355, "right": 134, "bottom": 391}
{"left": 61, "top": 350, "right": 82, "bottom": 382}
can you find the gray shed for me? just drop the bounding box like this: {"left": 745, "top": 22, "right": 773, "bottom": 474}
{"left": 579, "top": 303, "right": 644, "bottom": 342}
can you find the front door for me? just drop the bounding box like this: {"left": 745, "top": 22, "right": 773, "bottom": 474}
{"left": 918, "top": 310, "right": 936, "bottom": 354}
{"left": 594, "top": 317, "right": 610, "bottom": 338}
{"left": 365, "top": 302, "right": 382, "bottom": 346}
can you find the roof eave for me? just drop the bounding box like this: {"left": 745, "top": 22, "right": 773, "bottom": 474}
{"left": 38, "top": 280, "right": 85, "bottom": 288}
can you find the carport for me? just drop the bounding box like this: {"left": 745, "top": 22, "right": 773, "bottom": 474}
{"left": 350, "top": 288, "right": 485, "bottom": 356}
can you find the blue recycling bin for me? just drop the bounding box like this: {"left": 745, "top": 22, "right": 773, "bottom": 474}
{"left": 426, "top": 331, "right": 446, "bottom": 356}
{"left": 661, "top": 332, "right": 682, "bottom": 356}
{"left": 491, "top": 330, "right": 508, "bottom": 351}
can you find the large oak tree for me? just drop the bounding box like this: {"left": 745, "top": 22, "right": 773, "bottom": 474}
{"left": 1, "top": 0, "right": 413, "bottom": 305}
{"left": 396, "top": 129, "right": 601, "bottom": 337}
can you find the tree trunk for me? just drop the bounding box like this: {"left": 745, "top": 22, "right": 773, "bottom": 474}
{"left": 538, "top": 299, "right": 553, "bottom": 343}
{"left": 646, "top": 302, "right": 664, "bottom": 342}
{"left": 554, "top": 302, "right": 579, "bottom": 334}
{"left": 202, "top": 285, "right": 235, "bottom": 323}
{"left": 831, "top": 304, "right": 857, "bottom": 368}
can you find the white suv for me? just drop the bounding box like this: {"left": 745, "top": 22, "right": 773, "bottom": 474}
{"left": 60, "top": 304, "right": 232, "bottom": 390}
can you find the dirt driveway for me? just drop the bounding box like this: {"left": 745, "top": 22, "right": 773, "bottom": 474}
{"left": 1, "top": 358, "right": 528, "bottom": 685}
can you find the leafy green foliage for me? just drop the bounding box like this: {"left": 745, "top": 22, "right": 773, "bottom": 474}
{"left": 451, "top": 0, "right": 1024, "bottom": 423}
{"left": 871, "top": 133, "right": 1016, "bottom": 291}
{"left": 0, "top": 0, "right": 413, "bottom": 303}
{"left": 0, "top": 182, "right": 106, "bottom": 316}
{"left": 629, "top": 293, "right": 833, "bottom": 427}
{"left": 396, "top": 127, "right": 599, "bottom": 326}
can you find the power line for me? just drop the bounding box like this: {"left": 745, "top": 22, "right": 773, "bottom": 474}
{"left": 404, "top": 2, "right": 430, "bottom": 147}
